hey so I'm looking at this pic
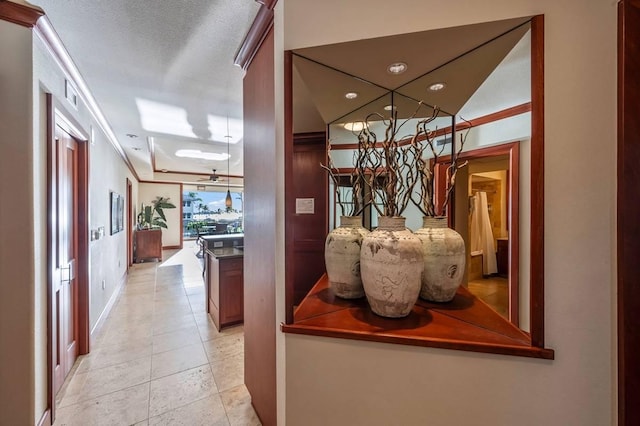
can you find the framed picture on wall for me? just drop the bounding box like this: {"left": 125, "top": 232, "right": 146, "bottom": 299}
{"left": 111, "top": 191, "right": 124, "bottom": 235}
{"left": 117, "top": 194, "right": 124, "bottom": 232}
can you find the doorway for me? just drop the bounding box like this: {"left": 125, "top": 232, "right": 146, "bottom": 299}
{"left": 47, "top": 94, "right": 90, "bottom": 421}
{"left": 444, "top": 142, "right": 520, "bottom": 325}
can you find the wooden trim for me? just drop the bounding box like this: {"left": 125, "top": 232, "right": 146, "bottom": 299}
{"left": 509, "top": 143, "right": 520, "bottom": 326}
{"left": 34, "top": 18, "right": 140, "bottom": 182}
{"left": 256, "top": 0, "right": 277, "bottom": 9}
{"left": 0, "top": 0, "right": 43, "bottom": 28}
{"left": 127, "top": 179, "right": 133, "bottom": 268}
{"left": 37, "top": 409, "right": 51, "bottom": 426}
{"left": 284, "top": 50, "right": 295, "bottom": 324}
{"left": 529, "top": 14, "right": 545, "bottom": 348}
{"left": 331, "top": 102, "right": 532, "bottom": 150}
{"left": 45, "top": 93, "right": 55, "bottom": 425}
{"left": 618, "top": 1, "right": 640, "bottom": 424}
{"left": 282, "top": 275, "right": 554, "bottom": 360}
{"left": 179, "top": 182, "right": 184, "bottom": 249}
{"left": 77, "top": 139, "right": 90, "bottom": 355}
{"left": 162, "top": 245, "right": 182, "bottom": 250}
{"left": 234, "top": 5, "right": 274, "bottom": 71}
{"left": 153, "top": 169, "right": 244, "bottom": 179}
{"left": 293, "top": 131, "right": 326, "bottom": 145}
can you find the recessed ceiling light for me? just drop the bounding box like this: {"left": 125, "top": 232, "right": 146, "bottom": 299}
{"left": 428, "top": 82, "right": 447, "bottom": 91}
{"left": 345, "top": 92, "right": 358, "bottom": 99}
{"left": 387, "top": 62, "right": 408, "bottom": 74}
{"left": 343, "top": 122, "right": 365, "bottom": 132}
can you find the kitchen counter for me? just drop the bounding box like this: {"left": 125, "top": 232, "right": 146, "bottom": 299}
{"left": 204, "top": 243, "right": 244, "bottom": 331}
{"left": 206, "top": 247, "right": 244, "bottom": 259}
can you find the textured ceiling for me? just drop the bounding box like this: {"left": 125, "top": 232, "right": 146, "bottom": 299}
{"left": 32, "top": 0, "right": 260, "bottom": 182}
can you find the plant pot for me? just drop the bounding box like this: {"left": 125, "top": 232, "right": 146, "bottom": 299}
{"left": 415, "top": 216, "right": 466, "bottom": 302}
{"left": 360, "top": 216, "right": 423, "bottom": 318}
{"left": 325, "top": 216, "right": 370, "bottom": 299}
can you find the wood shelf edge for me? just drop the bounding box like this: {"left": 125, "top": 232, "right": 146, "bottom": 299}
{"left": 281, "top": 322, "right": 554, "bottom": 360}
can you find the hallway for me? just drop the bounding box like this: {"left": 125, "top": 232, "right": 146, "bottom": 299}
{"left": 53, "top": 244, "right": 260, "bottom": 425}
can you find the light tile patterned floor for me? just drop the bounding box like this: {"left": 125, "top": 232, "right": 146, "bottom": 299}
{"left": 54, "top": 243, "right": 261, "bottom": 426}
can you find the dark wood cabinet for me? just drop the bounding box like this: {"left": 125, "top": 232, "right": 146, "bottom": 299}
{"left": 134, "top": 229, "right": 162, "bottom": 263}
{"left": 206, "top": 251, "right": 244, "bottom": 330}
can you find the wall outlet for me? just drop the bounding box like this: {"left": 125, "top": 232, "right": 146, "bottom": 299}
{"left": 214, "top": 241, "right": 223, "bottom": 248}
{"left": 101, "top": 280, "right": 106, "bottom": 290}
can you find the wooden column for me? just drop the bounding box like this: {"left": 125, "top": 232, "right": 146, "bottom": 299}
{"left": 242, "top": 25, "right": 277, "bottom": 426}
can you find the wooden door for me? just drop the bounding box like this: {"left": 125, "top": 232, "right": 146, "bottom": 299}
{"left": 52, "top": 126, "right": 79, "bottom": 395}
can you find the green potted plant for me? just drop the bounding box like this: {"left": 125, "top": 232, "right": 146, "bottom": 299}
{"left": 137, "top": 196, "right": 176, "bottom": 230}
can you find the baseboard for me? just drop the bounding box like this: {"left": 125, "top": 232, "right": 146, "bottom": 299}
{"left": 90, "top": 273, "right": 126, "bottom": 347}
{"left": 37, "top": 409, "right": 51, "bottom": 426}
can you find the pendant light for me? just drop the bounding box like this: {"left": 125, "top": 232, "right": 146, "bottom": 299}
{"left": 224, "top": 116, "right": 233, "bottom": 211}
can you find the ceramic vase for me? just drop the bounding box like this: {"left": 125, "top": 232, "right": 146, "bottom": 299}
{"left": 360, "top": 216, "right": 423, "bottom": 318}
{"left": 415, "top": 216, "right": 466, "bottom": 302}
{"left": 325, "top": 216, "right": 370, "bottom": 299}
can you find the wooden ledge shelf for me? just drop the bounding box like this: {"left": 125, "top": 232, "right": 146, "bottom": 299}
{"left": 282, "top": 274, "right": 554, "bottom": 360}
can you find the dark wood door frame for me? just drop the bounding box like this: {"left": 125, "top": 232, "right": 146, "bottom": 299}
{"left": 618, "top": 1, "right": 640, "bottom": 424}
{"left": 435, "top": 142, "right": 520, "bottom": 325}
{"left": 46, "top": 94, "right": 90, "bottom": 423}
{"left": 127, "top": 178, "right": 133, "bottom": 269}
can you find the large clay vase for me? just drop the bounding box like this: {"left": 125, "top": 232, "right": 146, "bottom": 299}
{"left": 415, "top": 216, "right": 466, "bottom": 302}
{"left": 325, "top": 216, "right": 370, "bottom": 299}
{"left": 360, "top": 216, "right": 423, "bottom": 318}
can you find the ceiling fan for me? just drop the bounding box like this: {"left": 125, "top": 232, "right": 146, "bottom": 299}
{"left": 198, "top": 169, "right": 225, "bottom": 182}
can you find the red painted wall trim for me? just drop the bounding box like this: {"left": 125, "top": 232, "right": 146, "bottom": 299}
{"left": 0, "top": 0, "right": 43, "bottom": 28}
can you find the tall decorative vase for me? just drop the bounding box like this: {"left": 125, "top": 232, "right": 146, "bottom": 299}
{"left": 360, "top": 216, "right": 423, "bottom": 318}
{"left": 415, "top": 216, "right": 466, "bottom": 302}
{"left": 325, "top": 216, "right": 370, "bottom": 299}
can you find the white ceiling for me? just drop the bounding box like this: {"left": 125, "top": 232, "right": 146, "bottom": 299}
{"left": 32, "top": 0, "right": 261, "bottom": 184}
{"left": 30, "top": 2, "right": 531, "bottom": 187}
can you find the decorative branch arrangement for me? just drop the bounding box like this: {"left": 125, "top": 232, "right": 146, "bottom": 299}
{"left": 322, "top": 102, "right": 471, "bottom": 221}
{"left": 321, "top": 144, "right": 368, "bottom": 217}
{"left": 411, "top": 116, "right": 471, "bottom": 217}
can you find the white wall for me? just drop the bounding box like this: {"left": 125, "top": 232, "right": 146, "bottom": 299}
{"left": 281, "top": 1, "right": 616, "bottom": 425}
{"left": 138, "top": 182, "right": 182, "bottom": 247}
{"left": 0, "top": 16, "right": 140, "bottom": 423}
{"left": 30, "top": 28, "right": 139, "bottom": 422}
{"left": 0, "top": 20, "right": 36, "bottom": 426}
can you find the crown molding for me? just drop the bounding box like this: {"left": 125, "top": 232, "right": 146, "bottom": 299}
{"left": 34, "top": 17, "right": 140, "bottom": 181}
{"left": 234, "top": 3, "right": 275, "bottom": 71}
{"left": 0, "top": 0, "right": 44, "bottom": 28}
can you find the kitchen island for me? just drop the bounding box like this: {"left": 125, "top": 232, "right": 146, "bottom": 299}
{"left": 202, "top": 235, "right": 244, "bottom": 331}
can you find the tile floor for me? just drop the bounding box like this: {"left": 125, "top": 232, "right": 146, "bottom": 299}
{"left": 467, "top": 276, "right": 509, "bottom": 319}
{"left": 54, "top": 243, "right": 261, "bottom": 426}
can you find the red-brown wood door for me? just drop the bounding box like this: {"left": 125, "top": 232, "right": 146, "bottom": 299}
{"left": 52, "top": 126, "right": 79, "bottom": 395}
